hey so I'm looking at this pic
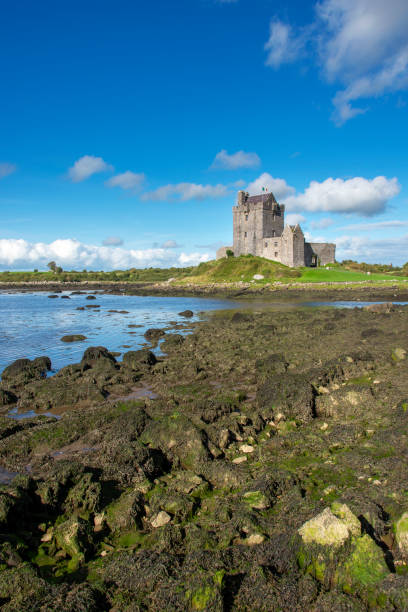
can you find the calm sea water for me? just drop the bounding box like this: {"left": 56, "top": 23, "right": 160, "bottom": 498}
{"left": 1, "top": 291, "right": 406, "bottom": 375}
{"left": 0, "top": 291, "right": 241, "bottom": 374}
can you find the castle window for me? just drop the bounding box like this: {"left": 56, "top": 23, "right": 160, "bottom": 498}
{"left": 274, "top": 252, "right": 278, "bottom": 257}
{"left": 245, "top": 215, "right": 248, "bottom": 221}
{"left": 272, "top": 230, "right": 275, "bottom": 237}
{"left": 265, "top": 242, "right": 268, "bottom": 248}
{"left": 274, "top": 242, "right": 278, "bottom": 246}
{"left": 244, "top": 232, "right": 247, "bottom": 238}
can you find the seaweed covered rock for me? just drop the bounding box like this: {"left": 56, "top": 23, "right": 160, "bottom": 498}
{"left": 122, "top": 349, "right": 157, "bottom": 370}
{"left": 81, "top": 345, "right": 117, "bottom": 368}
{"left": 161, "top": 333, "right": 185, "bottom": 353}
{"left": 53, "top": 516, "right": 93, "bottom": 568}
{"left": 257, "top": 371, "right": 316, "bottom": 422}
{"left": 144, "top": 328, "right": 165, "bottom": 343}
{"left": 1, "top": 356, "right": 51, "bottom": 387}
{"left": 106, "top": 489, "right": 145, "bottom": 532}
{"left": 141, "top": 413, "right": 211, "bottom": 470}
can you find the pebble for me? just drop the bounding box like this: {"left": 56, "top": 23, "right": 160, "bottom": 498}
{"left": 240, "top": 444, "right": 254, "bottom": 453}
{"left": 245, "top": 533, "right": 265, "bottom": 545}
{"left": 232, "top": 456, "right": 247, "bottom": 464}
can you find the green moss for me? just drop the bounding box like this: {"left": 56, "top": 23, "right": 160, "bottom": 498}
{"left": 346, "top": 376, "right": 372, "bottom": 386}
{"left": 213, "top": 569, "right": 225, "bottom": 586}
{"left": 189, "top": 585, "right": 214, "bottom": 610}
{"left": 116, "top": 530, "right": 151, "bottom": 548}
{"left": 338, "top": 535, "right": 388, "bottom": 593}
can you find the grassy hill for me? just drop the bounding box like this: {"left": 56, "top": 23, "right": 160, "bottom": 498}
{"left": 178, "top": 256, "right": 408, "bottom": 284}
{"left": 178, "top": 255, "right": 301, "bottom": 283}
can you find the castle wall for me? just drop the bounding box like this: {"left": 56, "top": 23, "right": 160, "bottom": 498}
{"left": 262, "top": 237, "right": 282, "bottom": 262}
{"left": 308, "top": 243, "right": 336, "bottom": 266}
{"left": 216, "top": 246, "right": 233, "bottom": 259}
{"left": 233, "top": 204, "right": 263, "bottom": 256}
{"left": 280, "top": 226, "right": 305, "bottom": 267}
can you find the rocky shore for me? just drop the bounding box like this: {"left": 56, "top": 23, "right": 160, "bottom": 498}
{"left": 1, "top": 302, "right": 408, "bottom": 609}
{"left": 2, "top": 280, "right": 408, "bottom": 302}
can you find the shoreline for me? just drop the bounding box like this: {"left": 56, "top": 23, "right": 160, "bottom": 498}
{"left": 2, "top": 279, "right": 408, "bottom": 301}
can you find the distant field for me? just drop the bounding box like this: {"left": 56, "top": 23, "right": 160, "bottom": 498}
{"left": 0, "top": 256, "right": 407, "bottom": 285}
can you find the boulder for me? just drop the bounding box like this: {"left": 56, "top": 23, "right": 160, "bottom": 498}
{"left": 298, "top": 507, "right": 351, "bottom": 549}
{"left": 1, "top": 356, "right": 51, "bottom": 386}
{"left": 60, "top": 335, "right": 87, "bottom": 343}
{"left": 257, "top": 371, "right": 315, "bottom": 423}
{"left": 144, "top": 328, "right": 165, "bottom": 342}
{"left": 178, "top": 310, "right": 193, "bottom": 318}
{"left": 81, "top": 346, "right": 117, "bottom": 368}
{"left": 151, "top": 511, "right": 171, "bottom": 528}
{"left": 122, "top": 349, "right": 157, "bottom": 370}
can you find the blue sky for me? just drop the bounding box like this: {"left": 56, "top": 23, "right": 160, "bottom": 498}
{"left": 1, "top": 0, "right": 408, "bottom": 269}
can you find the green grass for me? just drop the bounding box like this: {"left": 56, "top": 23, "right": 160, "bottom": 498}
{"left": 1, "top": 255, "right": 407, "bottom": 285}
{"left": 296, "top": 266, "right": 403, "bottom": 283}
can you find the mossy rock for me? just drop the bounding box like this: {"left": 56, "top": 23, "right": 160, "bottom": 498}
{"left": 335, "top": 534, "right": 389, "bottom": 599}
{"left": 106, "top": 490, "right": 144, "bottom": 532}
{"left": 54, "top": 516, "right": 93, "bottom": 565}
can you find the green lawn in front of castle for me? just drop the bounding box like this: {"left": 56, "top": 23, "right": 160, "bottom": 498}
{"left": 292, "top": 266, "right": 407, "bottom": 283}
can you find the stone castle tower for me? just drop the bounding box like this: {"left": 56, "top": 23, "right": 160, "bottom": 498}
{"left": 217, "top": 190, "right": 335, "bottom": 267}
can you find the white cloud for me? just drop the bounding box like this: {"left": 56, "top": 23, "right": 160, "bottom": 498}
{"left": 141, "top": 182, "right": 228, "bottom": 201}
{"left": 68, "top": 155, "right": 113, "bottom": 182}
{"left": 0, "top": 238, "right": 211, "bottom": 271}
{"left": 0, "top": 163, "right": 16, "bottom": 179}
{"left": 338, "top": 219, "right": 408, "bottom": 231}
{"left": 310, "top": 217, "right": 334, "bottom": 230}
{"left": 105, "top": 171, "right": 145, "bottom": 190}
{"left": 264, "top": 20, "right": 305, "bottom": 68}
{"left": 335, "top": 233, "right": 408, "bottom": 264}
{"left": 286, "top": 213, "right": 306, "bottom": 226}
{"left": 211, "top": 149, "right": 261, "bottom": 170}
{"left": 285, "top": 176, "right": 400, "bottom": 216}
{"left": 247, "top": 173, "right": 295, "bottom": 199}
{"left": 265, "top": 0, "right": 408, "bottom": 123}
{"left": 102, "top": 236, "right": 124, "bottom": 246}
{"left": 161, "top": 240, "right": 181, "bottom": 248}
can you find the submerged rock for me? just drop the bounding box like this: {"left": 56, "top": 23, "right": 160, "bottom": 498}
{"left": 60, "top": 334, "right": 87, "bottom": 343}
{"left": 178, "top": 310, "right": 193, "bottom": 318}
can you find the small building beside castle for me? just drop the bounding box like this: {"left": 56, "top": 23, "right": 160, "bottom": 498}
{"left": 217, "top": 190, "right": 335, "bottom": 267}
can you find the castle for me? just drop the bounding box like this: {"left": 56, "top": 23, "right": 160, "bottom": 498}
{"left": 217, "top": 190, "right": 335, "bottom": 267}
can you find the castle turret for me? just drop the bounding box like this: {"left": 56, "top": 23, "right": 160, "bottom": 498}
{"left": 233, "top": 190, "right": 285, "bottom": 256}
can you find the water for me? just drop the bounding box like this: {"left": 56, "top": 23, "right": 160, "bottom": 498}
{"left": 0, "top": 291, "right": 241, "bottom": 373}
{"left": 0, "top": 291, "right": 407, "bottom": 375}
